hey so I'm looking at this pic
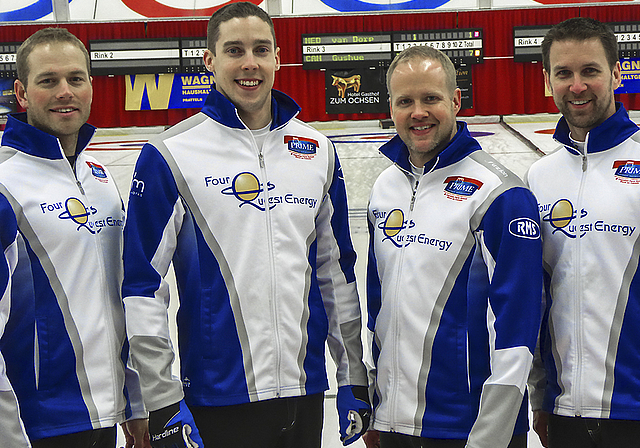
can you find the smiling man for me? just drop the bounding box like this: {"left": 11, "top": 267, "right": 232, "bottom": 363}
{"left": 364, "top": 45, "right": 542, "bottom": 448}
{"left": 0, "top": 28, "right": 148, "bottom": 448}
{"left": 527, "top": 17, "right": 640, "bottom": 448}
{"left": 121, "top": 3, "right": 370, "bottom": 448}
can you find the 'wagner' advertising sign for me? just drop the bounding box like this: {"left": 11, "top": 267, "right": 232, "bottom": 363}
{"left": 617, "top": 58, "right": 640, "bottom": 94}
{"left": 125, "top": 73, "right": 212, "bottom": 111}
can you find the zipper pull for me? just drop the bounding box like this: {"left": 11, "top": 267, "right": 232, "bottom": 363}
{"left": 77, "top": 180, "right": 85, "bottom": 195}
{"left": 582, "top": 154, "right": 588, "bottom": 172}
{"left": 410, "top": 186, "right": 418, "bottom": 211}
{"left": 258, "top": 152, "right": 265, "bottom": 168}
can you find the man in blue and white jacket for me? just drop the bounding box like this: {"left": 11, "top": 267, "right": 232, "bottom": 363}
{"left": 364, "top": 45, "right": 542, "bottom": 448}
{"left": 0, "top": 28, "right": 147, "bottom": 447}
{"left": 527, "top": 17, "right": 640, "bottom": 448}
{"left": 122, "top": 3, "right": 369, "bottom": 448}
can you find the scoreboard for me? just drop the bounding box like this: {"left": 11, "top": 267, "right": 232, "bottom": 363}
{"left": 514, "top": 22, "right": 640, "bottom": 63}
{"left": 302, "top": 29, "right": 483, "bottom": 70}
{"left": 0, "top": 38, "right": 210, "bottom": 78}
{"left": 89, "top": 39, "right": 181, "bottom": 76}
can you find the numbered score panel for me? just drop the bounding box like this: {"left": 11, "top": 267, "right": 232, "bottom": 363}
{"left": 180, "top": 38, "right": 207, "bottom": 73}
{"left": 514, "top": 22, "right": 640, "bottom": 62}
{"left": 392, "top": 29, "right": 483, "bottom": 65}
{"left": 0, "top": 43, "right": 19, "bottom": 78}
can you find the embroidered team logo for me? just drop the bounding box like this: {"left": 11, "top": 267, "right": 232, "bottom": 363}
{"left": 613, "top": 160, "right": 640, "bottom": 184}
{"left": 221, "top": 172, "right": 275, "bottom": 211}
{"left": 285, "top": 136, "right": 318, "bottom": 159}
{"left": 86, "top": 161, "right": 108, "bottom": 183}
{"left": 219, "top": 172, "right": 319, "bottom": 211}
{"left": 58, "top": 197, "right": 100, "bottom": 234}
{"left": 378, "top": 208, "right": 413, "bottom": 248}
{"left": 541, "top": 198, "right": 636, "bottom": 239}
{"left": 443, "top": 176, "right": 483, "bottom": 201}
{"left": 374, "top": 208, "right": 452, "bottom": 251}
{"left": 542, "top": 199, "right": 586, "bottom": 239}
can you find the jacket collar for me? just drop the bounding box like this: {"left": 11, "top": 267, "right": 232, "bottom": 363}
{"left": 554, "top": 103, "right": 639, "bottom": 155}
{"left": 201, "top": 85, "right": 301, "bottom": 131}
{"left": 380, "top": 121, "right": 481, "bottom": 174}
{"left": 1, "top": 112, "right": 95, "bottom": 160}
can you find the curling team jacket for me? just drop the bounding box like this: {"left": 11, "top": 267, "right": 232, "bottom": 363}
{"left": 527, "top": 104, "right": 640, "bottom": 420}
{"left": 367, "top": 122, "right": 543, "bottom": 446}
{"left": 122, "top": 87, "right": 367, "bottom": 412}
{"left": 0, "top": 113, "right": 146, "bottom": 442}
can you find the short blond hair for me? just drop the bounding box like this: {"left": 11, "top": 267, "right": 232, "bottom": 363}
{"left": 386, "top": 45, "right": 457, "bottom": 97}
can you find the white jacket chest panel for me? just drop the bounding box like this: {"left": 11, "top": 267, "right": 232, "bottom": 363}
{"left": 0, "top": 152, "right": 124, "bottom": 285}
{"left": 164, "top": 119, "right": 329, "bottom": 243}
{"left": 528, "top": 139, "right": 640, "bottom": 415}
{"left": 370, "top": 158, "right": 502, "bottom": 333}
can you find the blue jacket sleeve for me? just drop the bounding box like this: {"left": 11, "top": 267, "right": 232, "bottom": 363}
{"left": 317, "top": 148, "right": 367, "bottom": 388}
{"left": 467, "top": 185, "right": 543, "bottom": 448}
{"left": 0, "top": 194, "right": 31, "bottom": 447}
{"left": 479, "top": 186, "right": 543, "bottom": 354}
{"left": 122, "top": 143, "right": 186, "bottom": 412}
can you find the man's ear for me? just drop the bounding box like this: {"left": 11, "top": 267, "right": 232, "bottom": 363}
{"left": 612, "top": 61, "right": 622, "bottom": 91}
{"left": 543, "top": 69, "right": 553, "bottom": 95}
{"left": 203, "top": 49, "right": 215, "bottom": 74}
{"left": 14, "top": 79, "right": 28, "bottom": 110}
{"left": 452, "top": 88, "right": 462, "bottom": 114}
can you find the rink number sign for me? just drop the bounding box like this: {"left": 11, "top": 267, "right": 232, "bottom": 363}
{"left": 89, "top": 39, "right": 181, "bottom": 76}
{"left": 514, "top": 22, "right": 640, "bottom": 63}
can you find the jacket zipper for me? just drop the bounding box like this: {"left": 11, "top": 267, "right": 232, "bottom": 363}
{"left": 69, "top": 145, "right": 121, "bottom": 408}
{"left": 256, "top": 138, "right": 283, "bottom": 397}
{"left": 573, "top": 144, "right": 589, "bottom": 416}
{"left": 389, "top": 173, "right": 420, "bottom": 430}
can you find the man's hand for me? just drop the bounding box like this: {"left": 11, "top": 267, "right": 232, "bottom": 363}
{"left": 122, "top": 418, "right": 151, "bottom": 448}
{"left": 148, "top": 400, "right": 203, "bottom": 448}
{"left": 337, "top": 385, "right": 372, "bottom": 446}
{"left": 533, "top": 410, "right": 549, "bottom": 448}
{"left": 363, "top": 429, "right": 380, "bottom": 448}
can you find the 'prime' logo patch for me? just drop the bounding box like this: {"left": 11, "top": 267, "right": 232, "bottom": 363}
{"left": 613, "top": 160, "right": 640, "bottom": 184}
{"left": 443, "top": 176, "right": 483, "bottom": 201}
{"left": 285, "top": 136, "right": 318, "bottom": 159}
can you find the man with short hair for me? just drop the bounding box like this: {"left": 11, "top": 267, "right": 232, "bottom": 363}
{"left": 0, "top": 27, "right": 148, "bottom": 448}
{"left": 527, "top": 17, "right": 640, "bottom": 448}
{"left": 122, "top": 3, "right": 370, "bottom": 448}
{"left": 364, "top": 45, "right": 542, "bottom": 448}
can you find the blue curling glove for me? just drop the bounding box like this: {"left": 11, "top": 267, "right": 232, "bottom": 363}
{"left": 148, "top": 399, "right": 203, "bottom": 448}
{"left": 337, "top": 385, "right": 371, "bottom": 446}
